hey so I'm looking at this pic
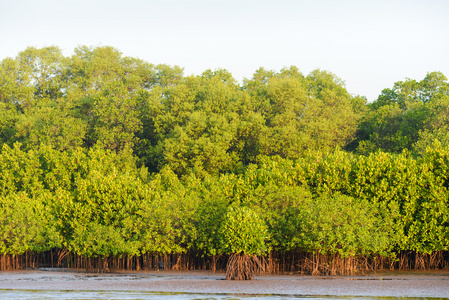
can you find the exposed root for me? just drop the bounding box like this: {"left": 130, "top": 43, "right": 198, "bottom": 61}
{"left": 226, "top": 253, "right": 267, "bottom": 280}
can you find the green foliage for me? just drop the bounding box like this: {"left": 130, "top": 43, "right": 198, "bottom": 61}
{"left": 0, "top": 57, "right": 34, "bottom": 105}
{"left": 0, "top": 192, "right": 62, "bottom": 255}
{"left": 412, "top": 95, "right": 449, "bottom": 155}
{"left": 244, "top": 68, "right": 358, "bottom": 159}
{"left": 300, "top": 194, "right": 395, "bottom": 257}
{"left": 244, "top": 184, "right": 312, "bottom": 251}
{"left": 64, "top": 147, "right": 147, "bottom": 257}
{"left": 243, "top": 182, "right": 395, "bottom": 257}
{"left": 137, "top": 168, "right": 190, "bottom": 255}
{"left": 88, "top": 83, "right": 142, "bottom": 151}
{"left": 411, "top": 142, "right": 449, "bottom": 253}
{"left": 150, "top": 74, "right": 250, "bottom": 176}
{"left": 0, "top": 46, "right": 448, "bottom": 264}
{"left": 187, "top": 175, "right": 234, "bottom": 256}
{"left": 71, "top": 222, "right": 127, "bottom": 258}
{"left": 15, "top": 103, "right": 87, "bottom": 151}
{"left": 13, "top": 46, "right": 66, "bottom": 104}
{"left": 0, "top": 143, "right": 43, "bottom": 197}
{"left": 219, "top": 205, "right": 269, "bottom": 256}
{"left": 0, "top": 103, "right": 19, "bottom": 146}
{"left": 355, "top": 72, "right": 449, "bottom": 154}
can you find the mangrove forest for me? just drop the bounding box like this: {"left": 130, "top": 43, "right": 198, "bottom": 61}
{"left": 0, "top": 46, "right": 448, "bottom": 276}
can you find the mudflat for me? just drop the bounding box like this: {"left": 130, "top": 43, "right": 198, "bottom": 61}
{"left": 0, "top": 270, "right": 448, "bottom": 297}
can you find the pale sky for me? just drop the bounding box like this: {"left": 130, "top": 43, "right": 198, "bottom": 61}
{"left": 1, "top": 0, "right": 448, "bottom": 101}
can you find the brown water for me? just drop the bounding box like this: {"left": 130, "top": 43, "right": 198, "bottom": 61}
{"left": 0, "top": 269, "right": 448, "bottom": 299}
{"left": 1, "top": 290, "right": 448, "bottom": 300}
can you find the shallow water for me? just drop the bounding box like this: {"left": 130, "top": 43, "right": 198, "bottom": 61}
{"left": 1, "top": 270, "right": 449, "bottom": 298}
{"left": 0, "top": 290, "right": 448, "bottom": 300}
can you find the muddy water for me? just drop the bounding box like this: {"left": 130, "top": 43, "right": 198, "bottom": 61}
{"left": 0, "top": 270, "right": 448, "bottom": 299}
{"left": 1, "top": 290, "right": 313, "bottom": 299}
{"left": 1, "top": 290, "right": 448, "bottom": 300}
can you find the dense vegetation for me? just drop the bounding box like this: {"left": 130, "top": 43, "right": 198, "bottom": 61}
{"left": 0, "top": 46, "right": 448, "bottom": 275}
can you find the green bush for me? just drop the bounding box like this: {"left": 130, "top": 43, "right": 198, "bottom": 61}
{"left": 219, "top": 205, "right": 269, "bottom": 256}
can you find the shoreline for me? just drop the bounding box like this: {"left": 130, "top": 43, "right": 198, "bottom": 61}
{"left": 1, "top": 270, "right": 449, "bottom": 297}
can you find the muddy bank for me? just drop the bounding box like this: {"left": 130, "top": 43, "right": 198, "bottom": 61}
{"left": 0, "top": 270, "right": 448, "bottom": 297}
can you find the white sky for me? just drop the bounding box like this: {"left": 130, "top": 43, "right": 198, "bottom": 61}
{"left": 1, "top": 0, "right": 448, "bottom": 102}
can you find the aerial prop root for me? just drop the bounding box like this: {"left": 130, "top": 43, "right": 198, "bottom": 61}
{"left": 226, "top": 252, "right": 267, "bottom": 280}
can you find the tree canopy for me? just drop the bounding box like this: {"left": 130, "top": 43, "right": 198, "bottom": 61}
{"left": 0, "top": 46, "right": 448, "bottom": 275}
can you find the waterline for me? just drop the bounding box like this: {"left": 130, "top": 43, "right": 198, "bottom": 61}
{"left": 1, "top": 290, "right": 449, "bottom": 300}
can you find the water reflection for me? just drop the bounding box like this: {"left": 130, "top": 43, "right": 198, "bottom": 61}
{"left": 0, "top": 290, "right": 448, "bottom": 300}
